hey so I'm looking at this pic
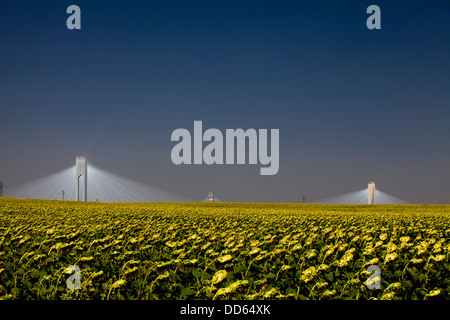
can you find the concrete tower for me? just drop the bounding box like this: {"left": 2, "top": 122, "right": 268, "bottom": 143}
{"left": 0, "top": 179, "right": 3, "bottom": 197}
{"left": 368, "top": 182, "right": 375, "bottom": 204}
{"left": 76, "top": 156, "right": 87, "bottom": 201}
{"left": 208, "top": 192, "right": 214, "bottom": 202}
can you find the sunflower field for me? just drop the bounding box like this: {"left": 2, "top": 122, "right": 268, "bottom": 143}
{"left": 0, "top": 198, "right": 449, "bottom": 300}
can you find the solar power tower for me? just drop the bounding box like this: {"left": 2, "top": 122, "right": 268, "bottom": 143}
{"left": 368, "top": 182, "right": 376, "bottom": 204}
{"left": 76, "top": 156, "right": 87, "bottom": 201}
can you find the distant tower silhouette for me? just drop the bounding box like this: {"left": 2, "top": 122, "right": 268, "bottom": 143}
{"left": 208, "top": 192, "right": 214, "bottom": 202}
{"left": 75, "top": 156, "right": 87, "bottom": 201}
{"left": 0, "top": 179, "right": 3, "bottom": 197}
{"left": 368, "top": 182, "right": 375, "bottom": 204}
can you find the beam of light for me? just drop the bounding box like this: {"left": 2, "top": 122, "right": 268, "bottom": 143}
{"left": 317, "top": 188, "right": 408, "bottom": 204}
{"left": 6, "top": 164, "right": 189, "bottom": 202}
{"left": 201, "top": 197, "right": 222, "bottom": 202}
{"left": 5, "top": 167, "right": 75, "bottom": 201}
{"left": 317, "top": 189, "right": 368, "bottom": 204}
{"left": 87, "top": 165, "right": 189, "bottom": 202}
{"left": 376, "top": 190, "right": 409, "bottom": 204}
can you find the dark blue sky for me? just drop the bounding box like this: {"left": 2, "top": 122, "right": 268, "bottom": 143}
{"left": 1, "top": 0, "right": 449, "bottom": 203}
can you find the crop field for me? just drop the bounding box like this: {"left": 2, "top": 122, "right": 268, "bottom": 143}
{"left": 0, "top": 197, "right": 449, "bottom": 300}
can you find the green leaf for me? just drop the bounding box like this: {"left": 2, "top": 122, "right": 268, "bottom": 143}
{"left": 192, "top": 268, "right": 202, "bottom": 278}
{"left": 233, "top": 265, "right": 246, "bottom": 274}
{"left": 325, "top": 272, "right": 334, "bottom": 282}
{"left": 180, "top": 287, "right": 196, "bottom": 297}
{"left": 394, "top": 270, "right": 403, "bottom": 278}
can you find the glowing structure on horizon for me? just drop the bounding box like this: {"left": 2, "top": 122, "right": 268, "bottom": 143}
{"left": 208, "top": 192, "right": 214, "bottom": 202}
{"left": 75, "top": 156, "right": 87, "bottom": 201}
{"left": 368, "top": 182, "right": 375, "bottom": 204}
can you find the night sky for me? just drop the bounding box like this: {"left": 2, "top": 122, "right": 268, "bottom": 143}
{"left": 1, "top": 0, "right": 449, "bottom": 203}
